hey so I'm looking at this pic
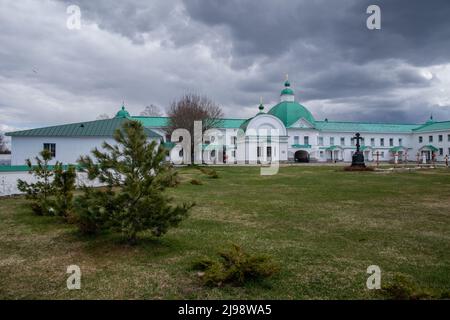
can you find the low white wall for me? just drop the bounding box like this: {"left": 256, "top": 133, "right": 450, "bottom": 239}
{"left": 0, "top": 154, "right": 11, "bottom": 165}
{"left": 0, "top": 171, "right": 103, "bottom": 197}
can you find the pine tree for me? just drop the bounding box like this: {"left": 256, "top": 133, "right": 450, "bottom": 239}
{"left": 77, "top": 120, "right": 193, "bottom": 243}
{"left": 53, "top": 163, "right": 76, "bottom": 218}
{"left": 17, "top": 149, "right": 56, "bottom": 215}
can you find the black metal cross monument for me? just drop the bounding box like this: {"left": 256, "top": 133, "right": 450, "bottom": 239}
{"left": 351, "top": 132, "right": 366, "bottom": 167}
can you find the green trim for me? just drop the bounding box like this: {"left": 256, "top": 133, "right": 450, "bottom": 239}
{"left": 325, "top": 145, "right": 342, "bottom": 151}
{"left": 291, "top": 144, "right": 311, "bottom": 149}
{"left": 0, "top": 164, "right": 78, "bottom": 172}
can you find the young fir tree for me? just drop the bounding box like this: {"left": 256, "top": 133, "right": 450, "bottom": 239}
{"left": 77, "top": 120, "right": 193, "bottom": 243}
{"left": 53, "top": 163, "right": 77, "bottom": 218}
{"left": 17, "top": 149, "right": 56, "bottom": 215}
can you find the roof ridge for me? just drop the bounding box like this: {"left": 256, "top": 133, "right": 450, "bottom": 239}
{"left": 316, "top": 120, "right": 420, "bottom": 126}
{"left": 131, "top": 116, "right": 169, "bottom": 119}
{"left": 7, "top": 117, "right": 122, "bottom": 134}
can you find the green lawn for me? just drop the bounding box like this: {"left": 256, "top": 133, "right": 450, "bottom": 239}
{"left": 1, "top": 166, "right": 449, "bottom": 299}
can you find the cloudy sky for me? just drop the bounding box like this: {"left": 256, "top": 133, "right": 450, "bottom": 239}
{"left": 1, "top": 0, "right": 450, "bottom": 134}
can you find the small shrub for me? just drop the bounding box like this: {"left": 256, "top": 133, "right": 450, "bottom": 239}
{"left": 198, "top": 167, "right": 219, "bottom": 179}
{"left": 192, "top": 244, "right": 280, "bottom": 287}
{"left": 381, "top": 274, "right": 433, "bottom": 300}
{"left": 190, "top": 179, "right": 203, "bottom": 185}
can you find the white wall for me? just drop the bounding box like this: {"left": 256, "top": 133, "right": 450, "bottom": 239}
{"left": 0, "top": 154, "right": 11, "bottom": 165}
{"left": 11, "top": 136, "right": 161, "bottom": 165}
{"left": 412, "top": 131, "right": 450, "bottom": 162}
{"left": 0, "top": 171, "right": 103, "bottom": 197}
{"left": 11, "top": 136, "right": 120, "bottom": 165}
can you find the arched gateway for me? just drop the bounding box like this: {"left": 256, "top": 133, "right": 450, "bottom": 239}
{"left": 294, "top": 150, "right": 309, "bottom": 162}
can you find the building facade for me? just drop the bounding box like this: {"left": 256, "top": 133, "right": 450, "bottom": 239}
{"left": 6, "top": 81, "right": 450, "bottom": 165}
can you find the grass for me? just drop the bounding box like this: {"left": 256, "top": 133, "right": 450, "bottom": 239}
{"left": 0, "top": 166, "right": 449, "bottom": 299}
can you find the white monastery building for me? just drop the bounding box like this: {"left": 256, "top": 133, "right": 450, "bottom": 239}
{"left": 6, "top": 80, "right": 450, "bottom": 165}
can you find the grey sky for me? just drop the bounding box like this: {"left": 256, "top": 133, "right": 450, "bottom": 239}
{"left": 1, "top": 0, "right": 450, "bottom": 134}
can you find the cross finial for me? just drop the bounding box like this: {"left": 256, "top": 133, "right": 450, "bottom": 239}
{"left": 285, "top": 73, "right": 289, "bottom": 81}
{"left": 260, "top": 96, "right": 263, "bottom": 104}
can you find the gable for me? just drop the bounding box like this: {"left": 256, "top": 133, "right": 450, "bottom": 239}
{"left": 289, "top": 118, "right": 315, "bottom": 129}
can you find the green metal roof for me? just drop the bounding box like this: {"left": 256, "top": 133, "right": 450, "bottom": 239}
{"left": 315, "top": 121, "right": 419, "bottom": 133}
{"left": 420, "top": 145, "right": 439, "bottom": 152}
{"left": 218, "top": 118, "right": 247, "bottom": 128}
{"left": 132, "top": 116, "right": 246, "bottom": 129}
{"left": 280, "top": 88, "right": 294, "bottom": 95}
{"left": 412, "top": 120, "right": 450, "bottom": 132}
{"left": 6, "top": 118, "right": 162, "bottom": 138}
{"left": 268, "top": 101, "right": 316, "bottom": 127}
{"left": 132, "top": 116, "right": 169, "bottom": 127}
{"left": 115, "top": 105, "right": 131, "bottom": 118}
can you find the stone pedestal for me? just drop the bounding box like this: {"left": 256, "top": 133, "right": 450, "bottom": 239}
{"left": 351, "top": 151, "right": 366, "bottom": 167}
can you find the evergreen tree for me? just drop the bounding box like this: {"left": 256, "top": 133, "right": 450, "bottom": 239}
{"left": 77, "top": 120, "right": 193, "bottom": 243}
{"left": 17, "top": 149, "right": 56, "bottom": 215}
{"left": 53, "top": 163, "right": 77, "bottom": 218}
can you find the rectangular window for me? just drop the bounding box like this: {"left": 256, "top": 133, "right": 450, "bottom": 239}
{"left": 438, "top": 135, "right": 443, "bottom": 142}
{"left": 351, "top": 138, "right": 355, "bottom": 146}
{"left": 361, "top": 138, "right": 365, "bottom": 146}
{"left": 419, "top": 136, "right": 423, "bottom": 143}
{"left": 399, "top": 138, "right": 402, "bottom": 146}
{"left": 340, "top": 137, "right": 345, "bottom": 146}
{"left": 318, "top": 137, "right": 324, "bottom": 146}
{"left": 231, "top": 136, "right": 237, "bottom": 145}
{"left": 304, "top": 136, "right": 309, "bottom": 145}
{"left": 257, "top": 147, "right": 261, "bottom": 157}
{"left": 320, "top": 151, "right": 324, "bottom": 158}
{"left": 429, "top": 135, "right": 433, "bottom": 142}
{"left": 448, "top": 134, "right": 450, "bottom": 142}
{"left": 330, "top": 137, "right": 335, "bottom": 146}
{"left": 381, "top": 151, "right": 385, "bottom": 157}
{"left": 294, "top": 136, "right": 299, "bottom": 144}
{"left": 389, "top": 138, "right": 394, "bottom": 147}
{"left": 380, "top": 138, "right": 384, "bottom": 147}
{"left": 231, "top": 150, "right": 236, "bottom": 157}
{"left": 439, "top": 148, "right": 443, "bottom": 156}
{"left": 371, "top": 138, "right": 375, "bottom": 147}
{"left": 43, "top": 143, "right": 56, "bottom": 158}
{"left": 267, "top": 146, "right": 272, "bottom": 157}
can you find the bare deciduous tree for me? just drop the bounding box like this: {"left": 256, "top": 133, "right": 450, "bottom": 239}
{"left": 166, "top": 94, "right": 224, "bottom": 160}
{"left": 0, "top": 133, "right": 10, "bottom": 154}
{"left": 140, "top": 104, "right": 163, "bottom": 117}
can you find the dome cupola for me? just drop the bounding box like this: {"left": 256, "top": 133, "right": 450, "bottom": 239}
{"left": 115, "top": 103, "right": 131, "bottom": 118}
{"left": 280, "top": 75, "right": 294, "bottom": 102}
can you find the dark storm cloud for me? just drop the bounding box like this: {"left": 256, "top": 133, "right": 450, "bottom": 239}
{"left": 1, "top": 0, "right": 450, "bottom": 135}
